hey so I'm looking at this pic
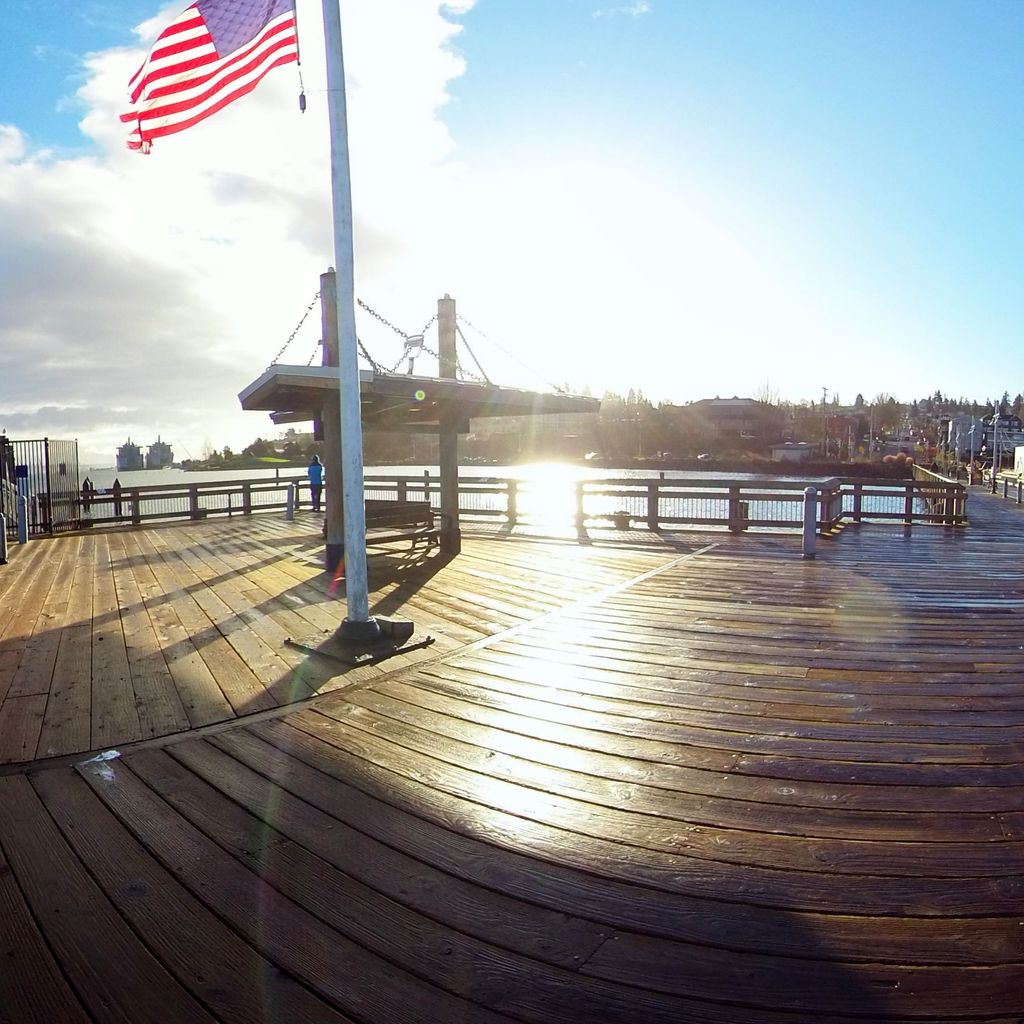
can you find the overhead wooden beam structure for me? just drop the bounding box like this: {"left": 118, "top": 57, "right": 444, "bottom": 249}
{"left": 238, "top": 289, "right": 599, "bottom": 563}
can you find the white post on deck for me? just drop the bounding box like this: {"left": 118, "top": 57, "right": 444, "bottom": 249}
{"left": 322, "top": 0, "right": 377, "bottom": 641}
{"left": 0, "top": 513, "right": 7, "bottom": 563}
{"left": 801, "top": 487, "right": 817, "bottom": 559}
{"left": 991, "top": 412, "right": 999, "bottom": 494}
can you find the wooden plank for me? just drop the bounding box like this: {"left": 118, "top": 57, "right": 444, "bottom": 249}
{"left": 119, "top": 529, "right": 235, "bottom": 729}
{"left": 117, "top": 744, "right": 948, "bottom": 1024}
{"left": 0, "top": 837, "right": 91, "bottom": 1024}
{"left": 5, "top": 535, "right": 79, "bottom": 698}
{"left": 106, "top": 529, "right": 191, "bottom": 740}
{"left": 91, "top": 533, "right": 143, "bottom": 748}
{"left": 413, "top": 657, "right": 1024, "bottom": 767}
{"left": 0, "top": 695, "right": 48, "bottom": 764}
{"left": 178, "top": 734, "right": 611, "bottom": 969}
{"left": 35, "top": 534, "right": 96, "bottom": 758}
{"left": 308, "top": 699, "right": 1012, "bottom": 873}
{"left": 231, "top": 722, "right": 1024, "bottom": 969}
{"left": 348, "top": 684, "right": 1010, "bottom": 834}
{"left": 132, "top": 529, "right": 275, "bottom": 717}
{"left": 0, "top": 774, "right": 216, "bottom": 1024}
{"left": 77, "top": 750, "right": 518, "bottom": 1024}
{"left": 31, "top": 765, "right": 354, "bottom": 1024}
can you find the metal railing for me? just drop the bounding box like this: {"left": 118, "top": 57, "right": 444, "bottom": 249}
{"left": 1, "top": 437, "right": 81, "bottom": 539}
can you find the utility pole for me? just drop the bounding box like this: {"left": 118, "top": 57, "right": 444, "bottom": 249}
{"left": 822, "top": 387, "right": 829, "bottom": 457}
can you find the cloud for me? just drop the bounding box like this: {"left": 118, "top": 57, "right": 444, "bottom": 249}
{"left": 0, "top": 0, "right": 476, "bottom": 464}
{"left": 593, "top": 2, "right": 651, "bottom": 18}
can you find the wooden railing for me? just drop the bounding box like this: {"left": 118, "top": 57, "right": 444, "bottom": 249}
{"left": 57, "top": 470, "right": 966, "bottom": 537}
{"left": 991, "top": 470, "right": 1024, "bottom": 506}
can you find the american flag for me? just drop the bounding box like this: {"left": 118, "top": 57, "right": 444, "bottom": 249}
{"left": 122, "top": 0, "right": 299, "bottom": 153}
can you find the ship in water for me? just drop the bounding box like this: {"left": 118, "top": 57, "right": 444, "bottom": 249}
{"left": 116, "top": 436, "right": 173, "bottom": 471}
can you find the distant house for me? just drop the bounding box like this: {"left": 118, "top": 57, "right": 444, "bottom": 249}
{"left": 146, "top": 436, "right": 174, "bottom": 469}
{"left": 116, "top": 438, "right": 144, "bottom": 472}
{"left": 689, "top": 397, "right": 783, "bottom": 443}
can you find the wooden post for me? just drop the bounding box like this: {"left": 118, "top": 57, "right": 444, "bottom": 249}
{"left": 802, "top": 487, "right": 817, "bottom": 558}
{"left": 574, "top": 481, "right": 586, "bottom": 533}
{"left": 320, "top": 268, "right": 345, "bottom": 572}
{"left": 188, "top": 485, "right": 200, "bottom": 520}
{"left": 904, "top": 483, "right": 914, "bottom": 526}
{"left": 286, "top": 484, "right": 295, "bottom": 521}
{"left": 397, "top": 479, "right": 407, "bottom": 503}
{"left": 506, "top": 478, "right": 518, "bottom": 526}
{"left": 1017, "top": 478, "right": 1022, "bottom": 506}
{"left": 646, "top": 482, "right": 659, "bottom": 531}
{"left": 852, "top": 482, "right": 862, "bottom": 523}
{"left": 242, "top": 482, "right": 252, "bottom": 516}
{"left": 130, "top": 489, "right": 141, "bottom": 526}
{"left": 728, "top": 485, "right": 742, "bottom": 533}
{"left": 438, "top": 293, "right": 461, "bottom": 555}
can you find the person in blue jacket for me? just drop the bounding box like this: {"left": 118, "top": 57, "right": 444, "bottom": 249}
{"left": 307, "top": 455, "right": 324, "bottom": 511}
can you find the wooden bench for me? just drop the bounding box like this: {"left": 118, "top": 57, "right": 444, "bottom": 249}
{"left": 323, "top": 499, "right": 439, "bottom": 550}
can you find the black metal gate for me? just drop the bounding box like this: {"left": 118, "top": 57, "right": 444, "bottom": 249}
{"left": 0, "top": 437, "right": 81, "bottom": 537}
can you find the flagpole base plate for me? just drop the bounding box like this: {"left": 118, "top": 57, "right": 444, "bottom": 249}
{"left": 336, "top": 617, "right": 383, "bottom": 644}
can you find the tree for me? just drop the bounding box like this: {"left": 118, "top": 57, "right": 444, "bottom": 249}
{"left": 243, "top": 437, "right": 275, "bottom": 458}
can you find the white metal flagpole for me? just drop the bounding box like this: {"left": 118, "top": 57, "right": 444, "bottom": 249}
{"left": 321, "top": 0, "right": 378, "bottom": 641}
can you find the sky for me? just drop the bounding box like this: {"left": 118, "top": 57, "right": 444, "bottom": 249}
{"left": 2, "top": 0, "right": 1022, "bottom": 467}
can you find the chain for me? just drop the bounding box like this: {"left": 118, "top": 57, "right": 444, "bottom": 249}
{"left": 356, "top": 297, "right": 410, "bottom": 339}
{"left": 306, "top": 340, "right": 322, "bottom": 366}
{"left": 267, "top": 291, "right": 320, "bottom": 370}
{"left": 456, "top": 324, "right": 491, "bottom": 384}
{"left": 455, "top": 312, "right": 564, "bottom": 392}
{"left": 358, "top": 298, "right": 439, "bottom": 375}
{"left": 356, "top": 336, "right": 382, "bottom": 373}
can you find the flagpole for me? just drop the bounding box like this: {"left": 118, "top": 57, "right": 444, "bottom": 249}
{"left": 321, "top": 0, "right": 378, "bottom": 641}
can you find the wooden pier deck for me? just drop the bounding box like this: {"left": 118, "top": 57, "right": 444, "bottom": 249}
{"left": 1, "top": 493, "right": 1023, "bottom": 1023}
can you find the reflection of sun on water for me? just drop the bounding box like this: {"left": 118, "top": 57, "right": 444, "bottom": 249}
{"left": 515, "top": 462, "right": 588, "bottom": 535}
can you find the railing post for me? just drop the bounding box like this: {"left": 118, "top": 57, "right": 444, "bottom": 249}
{"left": 17, "top": 495, "right": 28, "bottom": 544}
{"left": 242, "top": 482, "right": 252, "bottom": 515}
{"left": 506, "top": 479, "right": 518, "bottom": 526}
{"left": 1017, "top": 478, "right": 1022, "bottom": 506}
{"left": 423, "top": 469, "right": 431, "bottom": 503}
{"left": 802, "top": 487, "right": 817, "bottom": 559}
{"left": 574, "top": 481, "right": 586, "bottom": 533}
{"left": 646, "top": 481, "right": 659, "bottom": 531}
{"left": 728, "top": 485, "right": 743, "bottom": 533}
{"left": 0, "top": 514, "right": 7, "bottom": 563}
{"left": 397, "top": 479, "right": 408, "bottom": 503}
{"left": 285, "top": 484, "right": 295, "bottom": 521}
{"left": 852, "top": 482, "right": 862, "bottom": 523}
{"left": 904, "top": 483, "right": 914, "bottom": 526}
{"left": 130, "top": 489, "right": 141, "bottom": 526}
{"left": 189, "top": 485, "right": 200, "bottom": 520}
{"left": 1003, "top": 477, "right": 1009, "bottom": 499}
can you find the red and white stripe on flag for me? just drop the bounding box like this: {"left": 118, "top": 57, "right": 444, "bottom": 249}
{"left": 121, "top": 1, "right": 298, "bottom": 153}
